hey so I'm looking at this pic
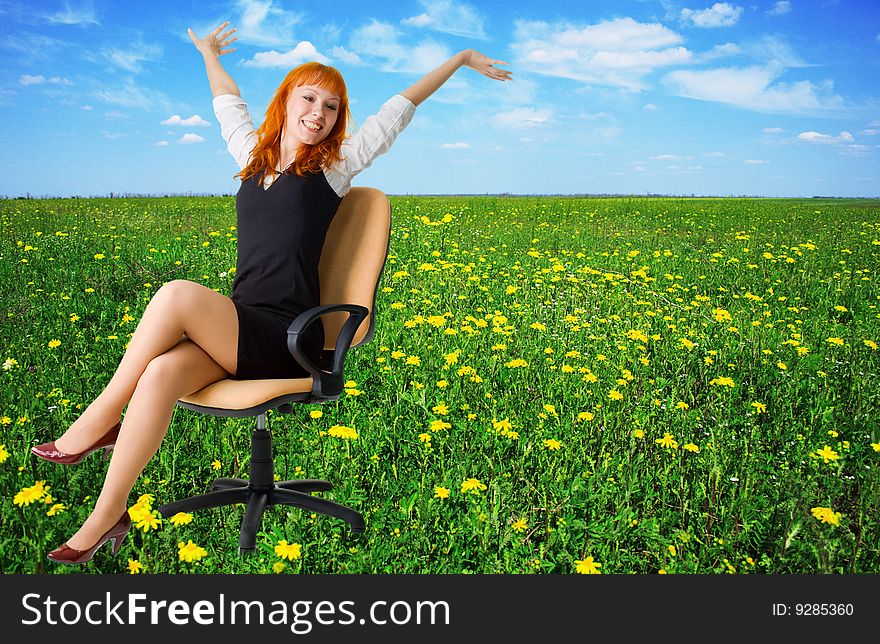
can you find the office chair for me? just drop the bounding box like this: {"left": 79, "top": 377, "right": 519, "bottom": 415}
{"left": 157, "top": 187, "right": 390, "bottom": 553}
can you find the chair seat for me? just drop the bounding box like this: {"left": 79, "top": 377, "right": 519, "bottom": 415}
{"left": 180, "top": 376, "right": 313, "bottom": 411}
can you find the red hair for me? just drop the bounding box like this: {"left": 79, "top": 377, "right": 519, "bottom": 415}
{"left": 236, "top": 62, "right": 350, "bottom": 182}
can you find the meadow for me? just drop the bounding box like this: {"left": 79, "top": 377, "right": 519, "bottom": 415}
{"left": 1, "top": 194, "right": 878, "bottom": 575}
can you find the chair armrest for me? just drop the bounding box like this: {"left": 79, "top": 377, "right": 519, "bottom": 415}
{"left": 286, "top": 304, "right": 369, "bottom": 400}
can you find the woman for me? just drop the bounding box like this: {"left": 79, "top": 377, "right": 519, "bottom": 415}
{"left": 33, "top": 21, "right": 511, "bottom": 564}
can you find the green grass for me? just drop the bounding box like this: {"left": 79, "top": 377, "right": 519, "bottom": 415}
{"left": 1, "top": 195, "right": 879, "bottom": 574}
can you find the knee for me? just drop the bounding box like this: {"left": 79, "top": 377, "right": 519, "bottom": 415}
{"left": 148, "top": 280, "right": 196, "bottom": 312}
{"left": 155, "top": 279, "right": 195, "bottom": 301}
{"left": 137, "top": 347, "right": 191, "bottom": 394}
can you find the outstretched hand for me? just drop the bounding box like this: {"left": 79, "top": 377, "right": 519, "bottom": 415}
{"left": 188, "top": 21, "right": 238, "bottom": 58}
{"left": 462, "top": 49, "right": 512, "bottom": 82}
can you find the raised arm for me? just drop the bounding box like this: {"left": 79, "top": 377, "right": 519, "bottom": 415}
{"left": 188, "top": 22, "right": 240, "bottom": 97}
{"left": 400, "top": 49, "right": 512, "bottom": 107}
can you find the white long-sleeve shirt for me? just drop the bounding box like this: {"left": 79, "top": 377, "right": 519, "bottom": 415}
{"left": 212, "top": 93, "right": 416, "bottom": 196}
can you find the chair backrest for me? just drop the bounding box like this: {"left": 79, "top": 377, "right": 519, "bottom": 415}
{"left": 318, "top": 187, "right": 391, "bottom": 349}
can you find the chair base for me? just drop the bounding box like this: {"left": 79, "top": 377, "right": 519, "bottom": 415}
{"left": 157, "top": 478, "right": 365, "bottom": 551}
{"left": 157, "top": 422, "right": 364, "bottom": 552}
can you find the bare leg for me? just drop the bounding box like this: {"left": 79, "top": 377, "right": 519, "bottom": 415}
{"left": 54, "top": 280, "right": 239, "bottom": 454}
{"left": 64, "top": 339, "right": 232, "bottom": 550}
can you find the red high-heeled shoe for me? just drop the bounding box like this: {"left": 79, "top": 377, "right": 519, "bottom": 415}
{"left": 31, "top": 421, "right": 121, "bottom": 465}
{"left": 47, "top": 510, "right": 131, "bottom": 565}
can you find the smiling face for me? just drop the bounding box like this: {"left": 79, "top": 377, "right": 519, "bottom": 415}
{"left": 283, "top": 84, "right": 341, "bottom": 147}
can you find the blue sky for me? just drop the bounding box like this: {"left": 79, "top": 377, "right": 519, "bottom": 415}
{"left": 2, "top": 0, "right": 878, "bottom": 197}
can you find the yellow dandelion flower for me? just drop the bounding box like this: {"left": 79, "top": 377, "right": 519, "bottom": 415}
{"left": 608, "top": 390, "right": 624, "bottom": 400}
{"left": 127, "top": 559, "right": 143, "bottom": 574}
{"left": 709, "top": 376, "right": 735, "bottom": 388}
{"left": 274, "top": 540, "right": 302, "bottom": 561}
{"left": 178, "top": 540, "right": 208, "bottom": 562}
{"left": 810, "top": 507, "right": 841, "bottom": 526}
{"left": 432, "top": 403, "right": 450, "bottom": 415}
{"left": 211, "top": 460, "right": 221, "bottom": 470}
{"left": 676, "top": 401, "right": 689, "bottom": 410}
{"left": 505, "top": 358, "right": 528, "bottom": 368}
{"left": 273, "top": 561, "right": 287, "bottom": 574}
{"left": 46, "top": 503, "right": 67, "bottom": 516}
{"left": 428, "top": 419, "right": 451, "bottom": 432}
{"left": 863, "top": 340, "right": 878, "bottom": 350}
{"left": 0, "top": 444, "right": 9, "bottom": 463}
{"left": 751, "top": 401, "right": 767, "bottom": 413}
{"left": 683, "top": 443, "right": 700, "bottom": 453}
{"left": 813, "top": 445, "right": 839, "bottom": 463}
{"left": 826, "top": 337, "right": 845, "bottom": 346}
{"left": 48, "top": 339, "right": 61, "bottom": 349}
{"left": 433, "top": 486, "right": 450, "bottom": 499}
{"left": 13, "top": 482, "right": 46, "bottom": 507}
{"left": 633, "top": 429, "right": 645, "bottom": 439}
{"left": 405, "top": 355, "right": 421, "bottom": 366}
{"left": 655, "top": 433, "right": 678, "bottom": 449}
{"left": 577, "top": 412, "right": 594, "bottom": 422}
{"left": 310, "top": 410, "right": 323, "bottom": 419}
{"left": 512, "top": 518, "right": 527, "bottom": 533}
{"left": 136, "top": 511, "right": 162, "bottom": 533}
{"left": 543, "top": 438, "right": 562, "bottom": 451}
{"left": 871, "top": 441, "right": 880, "bottom": 452}
{"left": 328, "top": 425, "right": 358, "bottom": 440}
{"left": 461, "top": 478, "right": 487, "bottom": 494}
{"left": 713, "top": 308, "right": 732, "bottom": 323}
{"left": 574, "top": 556, "right": 602, "bottom": 574}
{"left": 170, "top": 512, "right": 193, "bottom": 526}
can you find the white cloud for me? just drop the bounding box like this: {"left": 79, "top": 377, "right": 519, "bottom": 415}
{"left": 235, "top": 0, "right": 303, "bottom": 47}
{"left": 762, "top": 127, "right": 784, "bottom": 133}
{"left": 701, "top": 42, "right": 741, "bottom": 61}
{"left": 402, "top": 0, "right": 486, "bottom": 39}
{"left": 45, "top": 2, "right": 100, "bottom": 25}
{"left": 511, "top": 17, "right": 691, "bottom": 90}
{"left": 767, "top": 1, "right": 792, "bottom": 16}
{"left": 82, "top": 105, "right": 93, "bottom": 111}
{"left": 162, "top": 114, "right": 211, "bottom": 127}
{"left": 797, "top": 131, "right": 854, "bottom": 144}
{"left": 664, "top": 65, "right": 843, "bottom": 114}
{"left": 97, "top": 79, "right": 173, "bottom": 113}
{"left": 644, "top": 103, "right": 658, "bottom": 110}
{"left": 242, "top": 41, "right": 329, "bottom": 68}
{"left": 328, "top": 46, "right": 363, "bottom": 66}
{"left": 860, "top": 129, "right": 880, "bottom": 136}
{"left": 492, "top": 107, "right": 552, "bottom": 129}
{"left": 681, "top": 3, "right": 744, "bottom": 28}
{"left": 19, "top": 74, "right": 72, "bottom": 85}
{"left": 744, "top": 159, "right": 769, "bottom": 164}
{"left": 155, "top": 140, "right": 170, "bottom": 147}
{"left": 179, "top": 133, "right": 205, "bottom": 144}
{"left": 441, "top": 142, "right": 470, "bottom": 149}
{"left": 103, "top": 42, "right": 162, "bottom": 73}
{"left": 349, "top": 20, "right": 450, "bottom": 73}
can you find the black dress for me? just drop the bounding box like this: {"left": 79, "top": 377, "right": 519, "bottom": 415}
{"left": 229, "top": 169, "right": 342, "bottom": 380}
